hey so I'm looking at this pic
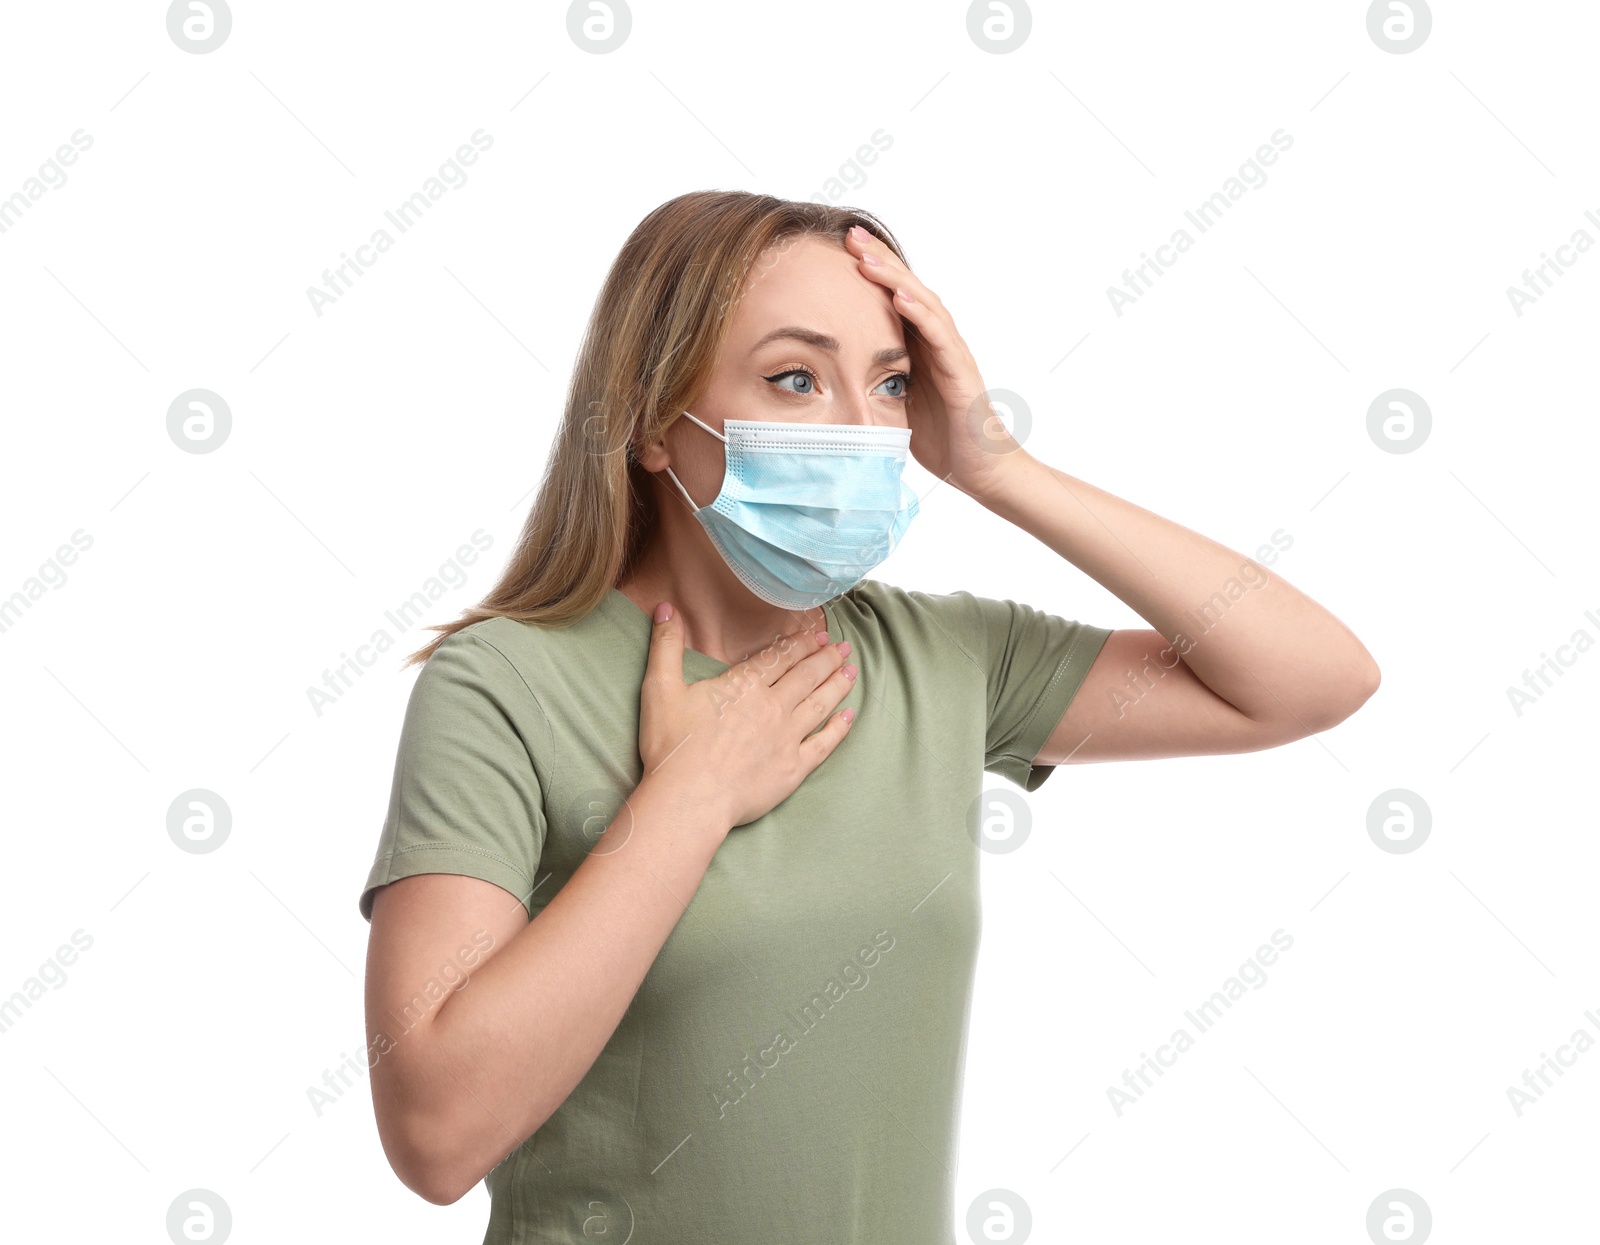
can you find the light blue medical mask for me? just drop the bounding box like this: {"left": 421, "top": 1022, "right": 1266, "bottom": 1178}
{"left": 662, "top": 410, "right": 920, "bottom": 610}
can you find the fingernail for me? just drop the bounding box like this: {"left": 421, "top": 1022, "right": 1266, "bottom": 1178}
{"left": 896, "top": 287, "right": 913, "bottom": 303}
{"left": 815, "top": 629, "right": 829, "bottom": 644}
{"left": 842, "top": 708, "right": 855, "bottom": 722}
{"left": 861, "top": 253, "right": 881, "bottom": 267}
{"left": 836, "top": 641, "right": 851, "bottom": 657}
{"left": 843, "top": 663, "right": 858, "bottom": 680}
{"left": 654, "top": 601, "right": 672, "bottom": 622}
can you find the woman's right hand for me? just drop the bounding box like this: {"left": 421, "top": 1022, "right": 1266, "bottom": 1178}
{"left": 638, "top": 602, "right": 857, "bottom": 832}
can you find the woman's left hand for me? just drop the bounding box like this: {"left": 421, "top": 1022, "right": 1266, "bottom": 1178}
{"left": 845, "top": 224, "right": 1022, "bottom": 500}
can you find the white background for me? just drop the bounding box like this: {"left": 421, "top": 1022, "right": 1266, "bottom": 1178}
{"left": 1, "top": 1, "right": 1595, "bottom": 1241}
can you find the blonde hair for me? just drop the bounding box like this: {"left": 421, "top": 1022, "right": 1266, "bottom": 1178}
{"left": 403, "top": 190, "right": 911, "bottom": 668}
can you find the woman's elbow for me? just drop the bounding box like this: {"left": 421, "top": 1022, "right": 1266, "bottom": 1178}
{"left": 374, "top": 1109, "right": 459, "bottom": 1205}
{"left": 1311, "top": 654, "right": 1381, "bottom": 733}
{"left": 1346, "top": 653, "right": 1382, "bottom": 715}
{"left": 376, "top": 1080, "right": 544, "bottom": 1207}
{"left": 371, "top": 1075, "right": 482, "bottom": 1206}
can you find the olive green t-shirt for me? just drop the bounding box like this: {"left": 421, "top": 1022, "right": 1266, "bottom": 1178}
{"left": 359, "top": 578, "right": 1112, "bottom": 1244}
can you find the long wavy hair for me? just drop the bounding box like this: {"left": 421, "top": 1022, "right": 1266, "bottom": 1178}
{"left": 403, "top": 190, "right": 912, "bottom": 668}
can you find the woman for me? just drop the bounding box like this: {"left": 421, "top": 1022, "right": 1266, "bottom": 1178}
{"left": 358, "top": 190, "right": 1379, "bottom": 1241}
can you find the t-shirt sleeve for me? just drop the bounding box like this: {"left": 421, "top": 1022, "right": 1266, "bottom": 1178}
{"left": 924, "top": 589, "right": 1114, "bottom": 793}
{"left": 359, "top": 628, "right": 551, "bottom": 924}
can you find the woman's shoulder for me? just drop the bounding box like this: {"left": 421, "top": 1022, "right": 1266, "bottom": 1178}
{"left": 840, "top": 577, "right": 1109, "bottom": 667}
{"left": 408, "top": 604, "right": 632, "bottom": 746}
{"left": 431, "top": 596, "right": 625, "bottom": 660}
{"left": 845, "top": 576, "right": 977, "bottom": 612}
{"left": 834, "top": 577, "right": 987, "bottom": 660}
{"left": 840, "top": 576, "right": 986, "bottom": 619}
{"left": 418, "top": 599, "right": 631, "bottom": 699}
{"left": 420, "top": 616, "right": 531, "bottom": 673}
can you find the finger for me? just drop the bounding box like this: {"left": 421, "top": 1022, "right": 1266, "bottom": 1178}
{"left": 721, "top": 621, "right": 831, "bottom": 695}
{"left": 644, "top": 600, "right": 685, "bottom": 690}
{"left": 891, "top": 286, "right": 972, "bottom": 378}
{"left": 841, "top": 232, "right": 968, "bottom": 375}
{"left": 774, "top": 640, "right": 850, "bottom": 715}
{"left": 846, "top": 225, "right": 943, "bottom": 310}
{"left": 797, "top": 707, "right": 856, "bottom": 771}
{"left": 786, "top": 656, "right": 855, "bottom": 728}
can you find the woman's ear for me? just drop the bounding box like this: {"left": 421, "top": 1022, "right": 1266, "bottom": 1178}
{"left": 633, "top": 436, "right": 671, "bottom": 472}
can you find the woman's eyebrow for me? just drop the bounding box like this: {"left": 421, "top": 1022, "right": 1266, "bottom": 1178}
{"left": 749, "top": 325, "right": 909, "bottom": 366}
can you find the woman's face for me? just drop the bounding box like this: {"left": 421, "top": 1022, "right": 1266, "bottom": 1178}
{"left": 649, "top": 233, "right": 912, "bottom": 506}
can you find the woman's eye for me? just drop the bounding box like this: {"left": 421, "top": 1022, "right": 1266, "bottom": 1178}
{"left": 769, "top": 369, "right": 817, "bottom": 394}
{"left": 763, "top": 368, "right": 910, "bottom": 398}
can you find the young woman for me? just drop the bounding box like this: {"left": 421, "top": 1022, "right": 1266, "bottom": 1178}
{"left": 358, "top": 190, "right": 1378, "bottom": 1242}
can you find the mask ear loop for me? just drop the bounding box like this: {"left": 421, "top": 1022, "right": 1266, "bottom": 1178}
{"left": 679, "top": 409, "right": 727, "bottom": 441}
{"left": 660, "top": 410, "right": 726, "bottom": 513}
{"left": 662, "top": 465, "right": 699, "bottom": 512}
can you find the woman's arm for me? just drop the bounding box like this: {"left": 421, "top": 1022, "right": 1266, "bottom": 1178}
{"left": 366, "top": 770, "right": 730, "bottom": 1205}
{"left": 840, "top": 226, "right": 1379, "bottom": 763}
{"left": 970, "top": 455, "right": 1380, "bottom": 763}
{"left": 365, "top": 608, "right": 856, "bottom": 1204}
